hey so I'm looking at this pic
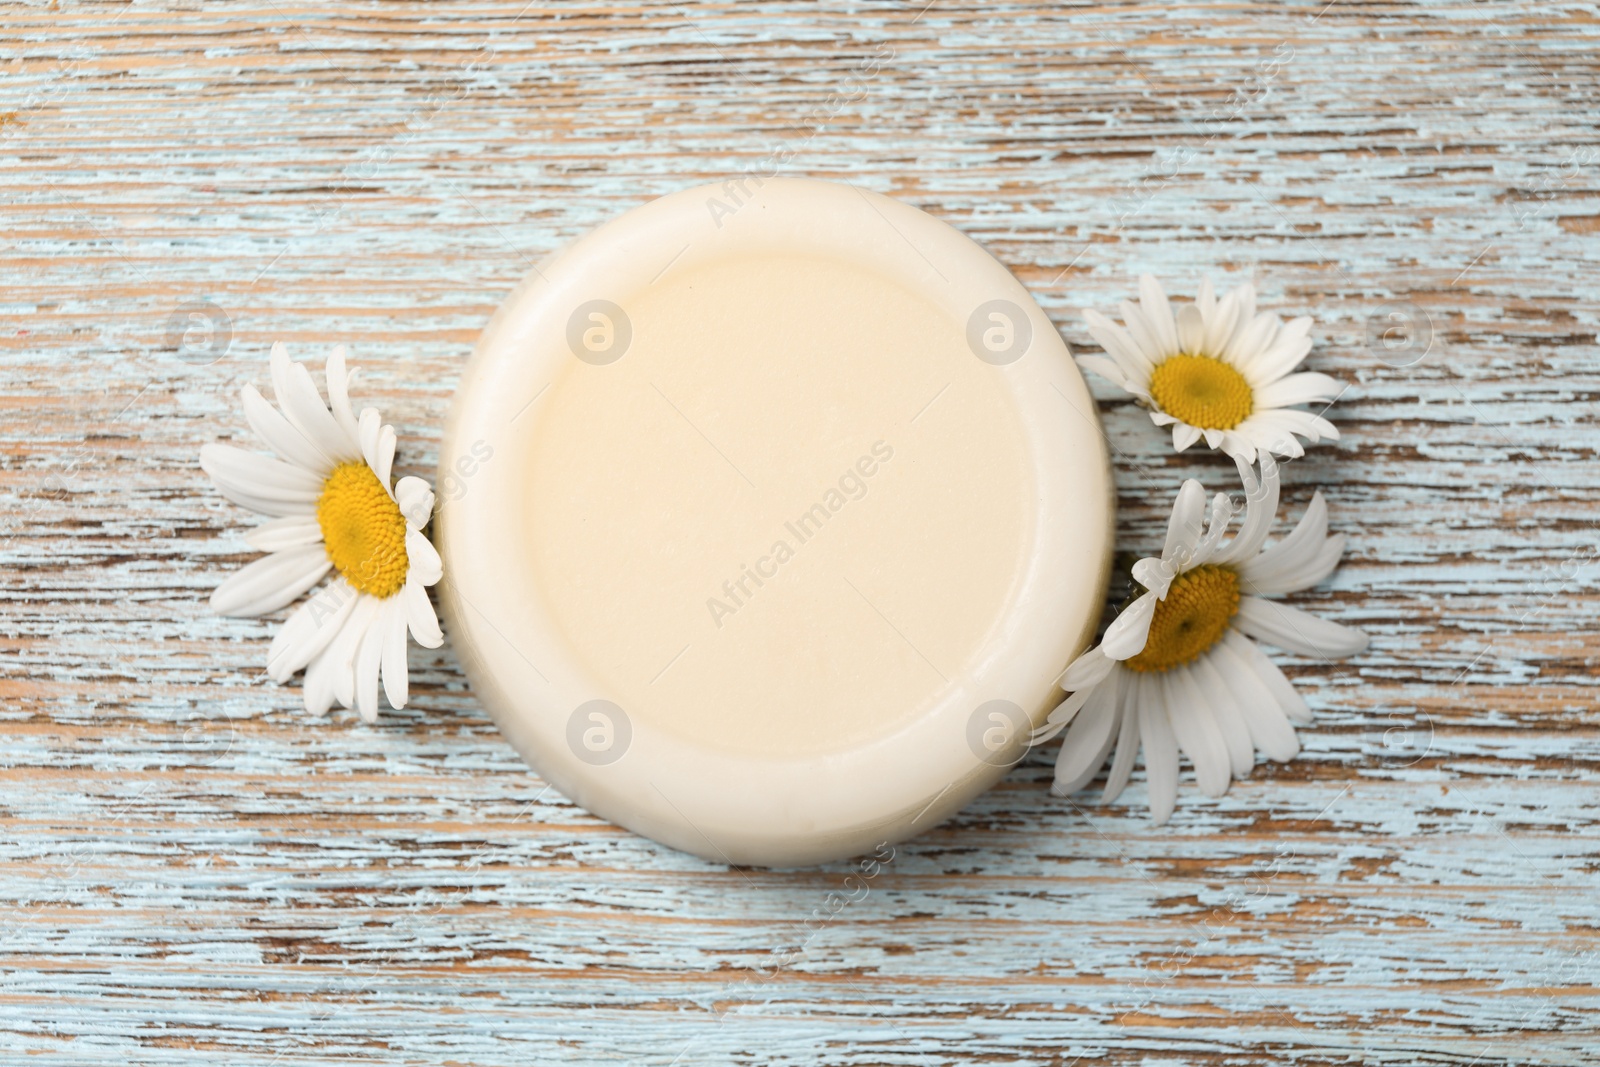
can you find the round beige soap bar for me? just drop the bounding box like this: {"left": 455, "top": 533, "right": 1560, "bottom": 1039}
{"left": 438, "top": 178, "right": 1112, "bottom": 867}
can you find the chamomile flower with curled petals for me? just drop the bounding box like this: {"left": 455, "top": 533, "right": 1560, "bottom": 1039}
{"left": 1035, "top": 454, "right": 1366, "bottom": 824}
{"left": 1079, "top": 275, "right": 1344, "bottom": 462}
{"left": 200, "top": 343, "right": 444, "bottom": 723}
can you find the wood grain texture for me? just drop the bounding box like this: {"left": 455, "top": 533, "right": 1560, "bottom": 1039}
{"left": 3, "top": 0, "right": 1599, "bottom": 1063}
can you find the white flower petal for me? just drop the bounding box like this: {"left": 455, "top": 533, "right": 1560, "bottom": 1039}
{"left": 1083, "top": 308, "right": 1154, "bottom": 386}
{"left": 280, "top": 351, "right": 360, "bottom": 465}
{"left": 325, "top": 344, "right": 362, "bottom": 447}
{"left": 357, "top": 408, "right": 397, "bottom": 492}
{"left": 1223, "top": 628, "right": 1311, "bottom": 725}
{"left": 1061, "top": 644, "right": 1115, "bottom": 692}
{"left": 1249, "top": 533, "right": 1346, "bottom": 597}
{"left": 403, "top": 579, "right": 443, "bottom": 648}
{"left": 1190, "top": 653, "right": 1256, "bottom": 777}
{"left": 1215, "top": 453, "right": 1279, "bottom": 566}
{"left": 1230, "top": 414, "right": 1310, "bottom": 458}
{"left": 1100, "top": 673, "right": 1143, "bottom": 803}
{"left": 331, "top": 596, "right": 381, "bottom": 709}
{"left": 1052, "top": 671, "right": 1122, "bottom": 795}
{"left": 1162, "top": 668, "right": 1231, "bottom": 797}
{"left": 381, "top": 597, "right": 411, "bottom": 710}
{"left": 1034, "top": 685, "right": 1094, "bottom": 744}
{"left": 1235, "top": 596, "right": 1368, "bottom": 659}
{"left": 1225, "top": 311, "right": 1278, "bottom": 372}
{"left": 1172, "top": 422, "right": 1202, "bottom": 452}
{"left": 245, "top": 515, "right": 323, "bottom": 553}
{"left": 1246, "top": 316, "right": 1313, "bottom": 384}
{"left": 395, "top": 476, "right": 435, "bottom": 528}
{"left": 1233, "top": 317, "right": 1283, "bottom": 380}
{"left": 242, "top": 384, "right": 334, "bottom": 476}
{"left": 1209, "top": 636, "right": 1301, "bottom": 762}
{"left": 359, "top": 407, "right": 382, "bottom": 469}
{"left": 1239, "top": 490, "right": 1344, "bottom": 594}
{"left": 302, "top": 613, "right": 349, "bottom": 717}
{"left": 1254, "top": 372, "right": 1343, "bottom": 410}
{"left": 200, "top": 444, "right": 323, "bottom": 502}
{"left": 207, "top": 480, "right": 316, "bottom": 520}
{"left": 268, "top": 579, "right": 357, "bottom": 682}
{"left": 302, "top": 674, "right": 336, "bottom": 716}
{"left": 1245, "top": 407, "right": 1340, "bottom": 445}
{"left": 1139, "top": 698, "right": 1180, "bottom": 825}
{"left": 1218, "top": 431, "right": 1257, "bottom": 464}
{"left": 1196, "top": 277, "right": 1216, "bottom": 320}
{"left": 1234, "top": 282, "right": 1256, "bottom": 337}
{"left": 354, "top": 611, "right": 386, "bottom": 722}
{"left": 1131, "top": 556, "right": 1175, "bottom": 600}
{"left": 209, "top": 546, "right": 330, "bottom": 618}
{"left": 405, "top": 528, "right": 443, "bottom": 586}
{"left": 1101, "top": 591, "right": 1158, "bottom": 661}
{"left": 1175, "top": 303, "right": 1205, "bottom": 354}
{"left": 1119, "top": 299, "right": 1164, "bottom": 364}
{"left": 1188, "top": 491, "right": 1237, "bottom": 567}
{"left": 269, "top": 342, "right": 295, "bottom": 414}
{"left": 1138, "top": 274, "right": 1179, "bottom": 358}
{"left": 1076, "top": 354, "right": 1130, "bottom": 390}
{"left": 1203, "top": 284, "right": 1243, "bottom": 356}
{"left": 1282, "top": 408, "right": 1340, "bottom": 442}
{"left": 374, "top": 424, "right": 396, "bottom": 492}
{"left": 1162, "top": 479, "right": 1208, "bottom": 563}
{"left": 270, "top": 343, "right": 332, "bottom": 467}
{"left": 1241, "top": 486, "right": 1331, "bottom": 575}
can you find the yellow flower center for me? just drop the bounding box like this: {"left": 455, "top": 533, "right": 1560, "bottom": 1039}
{"left": 316, "top": 461, "right": 409, "bottom": 598}
{"left": 1125, "top": 565, "right": 1240, "bottom": 673}
{"left": 1148, "top": 354, "right": 1253, "bottom": 430}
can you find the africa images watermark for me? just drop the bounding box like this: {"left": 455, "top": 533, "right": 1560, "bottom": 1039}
{"left": 704, "top": 440, "right": 894, "bottom": 630}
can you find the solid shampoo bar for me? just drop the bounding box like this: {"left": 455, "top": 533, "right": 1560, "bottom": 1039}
{"left": 439, "top": 178, "right": 1113, "bottom": 866}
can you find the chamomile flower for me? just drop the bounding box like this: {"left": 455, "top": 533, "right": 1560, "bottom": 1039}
{"left": 200, "top": 343, "right": 444, "bottom": 722}
{"left": 1080, "top": 275, "right": 1344, "bottom": 461}
{"left": 1036, "top": 454, "right": 1366, "bottom": 823}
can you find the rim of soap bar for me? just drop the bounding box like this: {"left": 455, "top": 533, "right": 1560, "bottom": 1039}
{"left": 438, "top": 178, "right": 1113, "bottom": 867}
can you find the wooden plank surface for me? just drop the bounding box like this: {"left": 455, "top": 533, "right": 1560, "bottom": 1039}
{"left": 3, "top": 1, "right": 1598, "bottom": 1063}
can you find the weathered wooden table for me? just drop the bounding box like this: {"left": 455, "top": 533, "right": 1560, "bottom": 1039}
{"left": 4, "top": 2, "right": 1597, "bottom": 1063}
